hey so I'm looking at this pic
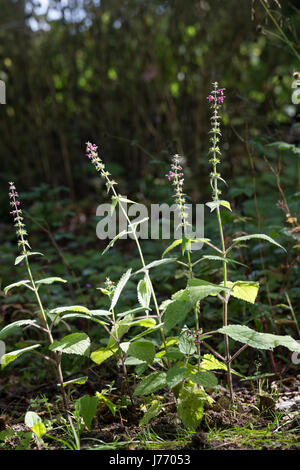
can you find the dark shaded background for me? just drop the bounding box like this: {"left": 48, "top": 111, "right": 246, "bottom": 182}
{"left": 1, "top": 0, "right": 299, "bottom": 215}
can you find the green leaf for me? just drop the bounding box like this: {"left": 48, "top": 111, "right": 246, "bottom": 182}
{"left": 60, "top": 313, "right": 108, "bottom": 326}
{"left": 49, "top": 305, "right": 91, "bottom": 315}
{"left": 119, "top": 196, "right": 137, "bottom": 204}
{"left": 102, "top": 229, "right": 131, "bottom": 255}
{"left": 15, "top": 252, "right": 44, "bottom": 266}
{"left": 229, "top": 280, "right": 259, "bottom": 304}
{"left": 206, "top": 200, "right": 231, "bottom": 212}
{"left": 187, "top": 278, "right": 230, "bottom": 305}
{"left": 121, "top": 318, "right": 156, "bottom": 328}
{"left": 0, "top": 320, "right": 37, "bottom": 340}
{"left": 49, "top": 333, "right": 90, "bottom": 356}
{"left": 96, "top": 392, "right": 118, "bottom": 416}
{"left": 267, "top": 141, "right": 294, "bottom": 151}
{"left": 195, "top": 255, "right": 247, "bottom": 268}
{"left": 231, "top": 234, "right": 286, "bottom": 252}
{"left": 125, "top": 356, "right": 145, "bottom": 365}
{"left": 25, "top": 412, "right": 46, "bottom": 439}
{"left": 162, "top": 239, "right": 182, "bottom": 258}
{"left": 137, "top": 277, "right": 151, "bottom": 312}
{"left": 75, "top": 395, "right": 98, "bottom": 430}
{"left": 25, "top": 411, "right": 42, "bottom": 428}
{"left": 220, "top": 200, "right": 232, "bottom": 211}
{"left": 61, "top": 376, "right": 88, "bottom": 387}
{"left": 32, "top": 423, "right": 46, "bottom": 440}
{"left": 90, "top": 309, "right": 112, "bottom": 317}
{"left": 189, "top": 371, "right": 218, "bottom": 388}
{"left": 111, "top": 269, "right": 132, "bottom": 310}
{"left": 134, "top": 259, "right": 175, "bottom": 275}
{"left": 166, "top": 366, "right": 188, "bottom": 389}
{"left": 163, "top": 292, "right": 192, "bottom": 334}
{"left": 36, "top": 277, "right": 67, "bottom": 285}
{"left": 218, "top": 325, "right": 300, "bottom": 352}
{"left": 177, "top": 387, "right": 206, "bottom": 431}
{"left": 133, "top": 372, "right": 167, "bottom": 396}
{"left": 139, "top": 400, "right": 163, "bottom": 426}
{"left": 128, "top": 340, "right": 155, "bottom": 364}
{"left": 116, "top": 307, "right": 149, "bottom": 318}
{"left": 110, "top": 196, "right": 119, "bottom": 215}
{"left": 90, "top": 346, "right": 118, "bottom": 365}
{"left": 1, "top": 344, "right": 40, "bottom": 369}
{"left": 178, "top": 329, "right": 197, "bottom": 355}
{"left": 107, "top": 314, "right": 133, "bottom": 348}
{"left": 130, "top": 323, "right": 164, "bottom": 342}
{"left": 134, "top": 318, "right": 156, "bottom": 328}
{"left": 4, "top": 280, "right": 31, "bottom": 295}
{"left": 131, "top": 217, "right": 149, "bottom": 228}
{"left": 201, "top": 354, "right": 227, "bottom": 371}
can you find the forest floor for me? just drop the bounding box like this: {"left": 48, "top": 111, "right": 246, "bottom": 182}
{"left": 1, "top": 363, "right": 299, "bottom": 451}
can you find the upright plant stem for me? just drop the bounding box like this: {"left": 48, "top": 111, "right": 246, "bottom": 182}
{"left": 85, "top": 145, "right": 170, "bottom": 368}
{"left": 216, "top": 205, "right": 233, "bottom": 401}
{"left": 208, "top": 83, "right": 234, "bottom": 400}
{"left": 187, "top": 250, "right": 201, "bottom": 372}
{"left": 112, "top": 190, "right": 170, "bottom": 367}
{"left": 9, "top": 184, "right": 68, "bottom": 411}
{"left": 25, "top": 256, "right": 68, "bottom": 411}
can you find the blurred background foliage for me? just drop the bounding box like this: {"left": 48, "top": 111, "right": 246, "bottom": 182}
{"left": 0, "top": 0, "right": 300, "bottom": 377}
{"left": 1, "top": 0, "right": 300, "bottom": 205}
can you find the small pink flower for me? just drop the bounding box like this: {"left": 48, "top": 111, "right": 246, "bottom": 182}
{"left": 165, "top": 171, "right": 175, "bottom": 181}
{"left": 218, "top": 88, "right": 225, "bottom": 95}
{"left": 207, "top": 95, "right": 214, "bottom": 103}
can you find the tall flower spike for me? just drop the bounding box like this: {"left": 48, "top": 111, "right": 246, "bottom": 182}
{"left": 166, "top": 154, "right": 190, "bottom": 231}
{"left": 85, "top": 142, "right": 117, "bottom": 193}
{"left": 207, "top": 82, "right": 226, "bottom": 202}
{"left": 8, "top": 182, "right": 30, "bottom": 254}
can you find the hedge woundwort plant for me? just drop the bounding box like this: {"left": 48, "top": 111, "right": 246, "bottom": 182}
{"left": 3, "top": 184, "right": 95, "bottom": 412}
{"left": 207, "top": 83, "right": 234, "bottom": 399}
{"left": 5, "top": 182, "right": 68, "bottom": 410}
{"left": 85, "top": 142, "right": 170, "bottom": 367}
{"left": 158, "top": 82, "right": 300, "bottom": 415}
{"left": 165, "top": 155, "right": 202, "bottom": 373}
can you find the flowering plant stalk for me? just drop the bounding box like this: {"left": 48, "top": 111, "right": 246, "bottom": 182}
{"left": 166, "top": 155, "right": 202, "bottom": 373}
{"left": 85, "top": 143, "right": 170, "bottom": 367}
{"left": 6, "top": 183, "right": 68, "bottom": 410}
{"left": 159, "top": 82, "right": 299, "bottom": 413}
{"left": 207, "top": 83, "right": 234, "bottom": 399}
